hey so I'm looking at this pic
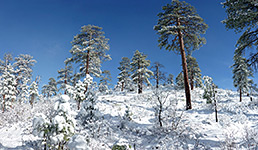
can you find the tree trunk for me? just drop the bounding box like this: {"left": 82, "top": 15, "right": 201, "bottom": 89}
{"left": 158, "top": 97, "right": 162, "bottom": 127}
{"left": 64, "top": 69, "right": 67, "bottom": 95}
{"left": 138, "top": 60, "right": 142, "bottom": 94}
{"left": 121, "top": 82, "right": 124, "bottom": 92}
{"left": 240, "top": 88, "right": 242, "bottom": 102}
{"left": 214, "top": 87, "right": 218, "bottom": 122}
{"left": 156, "top": 65, "right": 159, "bottom": 89}
{"left": 77, "top": 100, "right": 81, "bottom": 110}
{"left": 177, "top": 19, "right": 192, "bottom": 110}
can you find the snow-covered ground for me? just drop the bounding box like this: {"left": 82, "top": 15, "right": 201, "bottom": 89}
{"left": 0, "top": 88, "right": 257, "bottom": 149}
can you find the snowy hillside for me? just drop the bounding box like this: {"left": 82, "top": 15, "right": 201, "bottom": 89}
{"left": 0, "top": 87, "right": 257, "bottom": 150}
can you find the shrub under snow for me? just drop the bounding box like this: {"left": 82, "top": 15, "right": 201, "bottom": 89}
{"left": 32, "top": 95, "right": 75, "bottom": 149}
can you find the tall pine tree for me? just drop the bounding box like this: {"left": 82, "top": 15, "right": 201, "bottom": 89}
{"left": 231, "top": 55, "right": 253, "bottom": 102}
{"left": 154, "top": 0, "right": 208, "bottom": 110}
{"left": 131, "top": 50, "right": 153, "bottom": 94}
{"left": 66, "top": 25, "right": 111, "bottom": 79}
{"left": 117, "top": 57, "right": 131, "bottom": 91}
{"left": 223, "top": 0, "right": 258, "bottom": 70}
{"left": 0, "top": 64, "right": 17, "bottom": 112}
{"left": 151, "top": 62, "right": 166, "bottom": 89}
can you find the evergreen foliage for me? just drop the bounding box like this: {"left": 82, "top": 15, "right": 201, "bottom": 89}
{"left": 154, "top": 0, "right": 208, "bottom": 110}
{"left": 0, "top": 64, "right": 17, "bottom": 112}
{"left": 151, "top": 62, "right": 166, "bottom": 89}
{"left": 13, "top": 54, "right": 37, "bottom": 102}
{"left": 57, "top": 64, "right": 73, "bottom": 94}
{"left": 187, "top": 55, "right": 203, "bottom": 90}
{"left": 231, "top": 55, "right": 253, "bottom": 102}
{"left": 32, "top": 95, "right": 75, "bottom": 149}
{"left": 66, "top": 25, "right": 111, "bottom": 79}
{"left": 99, "top": 70, "right": 112, "bottom": 93}
{"left": 222, "top": 0, "right": 258, "bottom": 70}
{"left": 117, "top": 57, "right": 131, "bottom": 92}
{"left": 28, "top": 81, "right": 39, "bottom": 107}
{"left": 131, "top": 50, "right": 153, "bottom": 94}
{"left": 73, "top": 75, "right": 93, "bottom": 110}
{"left": 203, "top": 76, "right": 215, "bottom": 104}
{"left": 176, "top": 72, "right": 184, "bottom": 89}
{"left": 42, "top": 78, "right": 58, "bottom": 98}
{"left": 166, "top": 73, "right": 174, "bottom": 86}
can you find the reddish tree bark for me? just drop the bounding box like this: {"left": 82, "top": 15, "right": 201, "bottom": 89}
{"left": 177, "top": 19, "right": 192, "bottom": 110}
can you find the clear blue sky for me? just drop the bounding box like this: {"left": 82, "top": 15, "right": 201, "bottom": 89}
{"left": 0, "top": 0, "right": 256, "bottom": 90}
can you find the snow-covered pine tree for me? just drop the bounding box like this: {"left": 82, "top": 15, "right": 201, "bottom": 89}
{"left": 117, "top": 57, "right": 131, "bottom": 92}
{"left": 28, "top": 81, "right": 39, "bottom": 107}
{"left": 223, "top": 0, "right": 258, "bottom": 70}
{"left": 32, "top": 95, "right": 75, "bottom": 149}
{"left": 231, "top": 55, "right": 253, "bottom": 102}
{"left": 131, "top": 50, "right": 153, "bottom": 94}
{"left": 176, "top": 72, "right": 184, "bottom": 89}
{"left": 66, "top": 25, "right": 111, "bottom": 80}
{"left": 48, "top": 78, "right": 58, "bottom": 96}
{"left": 0, "top": 64, "right": 17, "bottom": 112}
{"left": 42, "top": 78, "right": 58, "bottom": 98}
{"left": 99, "top": 70, "right": 112, "bottom": 93}
{"left": 13, "top": 54, "right": 36, "bottom": 80}
{"left": 154, "top": 0, "right": 208, "bottom": 110}
{"left": 166, "top": 73, "right": 174, "bottom": 86}
{"left": 57, "top": 64, "right": 73, "bottom": 94}
{"left": 74, "top": 74, "right": 93, "bottom": 110}
{"left": 203, "top": 76, "right": 215, "bottom": 104}
{"left": 187, "top": 55, "right": 203, "bottom": 90}
{"left": 151, "top": 62, "right": 166, "bottom": 89}
{"left": 13, "top": 54, "right": 37, "bottom": 102}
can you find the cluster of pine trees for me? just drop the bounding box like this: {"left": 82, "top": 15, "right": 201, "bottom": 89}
{"left": 0, "top": 54, "right": 38, "bottom": 112}
{"left": 1, "top": 0, "right": 258, "bottom": 112}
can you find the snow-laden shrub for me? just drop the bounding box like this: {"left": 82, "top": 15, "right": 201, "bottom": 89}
{"left": 0, "top": 100, "right": 52, "bottom": 127}
{"left": 77, "top": 88, "right": 102, "bottom": 138}
{"left": 32, "top": 95, "right": 75, "bottom": 149}
{"left": 73, "top": 74, "right": 93, "bottom": 109}
{"left": 67, "top": 135, "right": 91, "bottom": 150}
{"left": 203, "top": 76, "right": 215, "bottom": 104}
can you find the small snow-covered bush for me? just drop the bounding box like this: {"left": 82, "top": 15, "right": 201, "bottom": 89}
{"left": 203, "top": 76, "right": 215, "bottom": 104}
{"left": 32, "top": 95, "right": 75, "bottom": 149}
{"left": 67, "top": 135, "right": 91, "bottom": 150}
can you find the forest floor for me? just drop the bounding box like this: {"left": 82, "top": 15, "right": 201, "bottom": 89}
{"left": 0, "top": 87, "right": 257, "bottom": 149}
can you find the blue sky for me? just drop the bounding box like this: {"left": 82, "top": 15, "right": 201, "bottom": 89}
{"left": 0, "top": 0, "right": 256, "bottom": 90}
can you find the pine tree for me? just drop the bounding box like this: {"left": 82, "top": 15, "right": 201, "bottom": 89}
{"left": 66, "top": 25, "right": 111, "bottom": 80}
{"left": 231, "top": 55, "right": 253, "bottom": 102}
{"left": 203, "top": 76, "right": 215, "bottom": 104}
{"left": 187, "top": 55, "right": 203, "bottom": 90}
{"left": 42, "top": 78, "right": 58, "bottom": 98}
{"left": 176, "top": 72, "right": 184, "bottom": 89}
{"left": 0, "top": 64, "right": 17, "bottom": 112}
{"left": 99, "top": 70, "right": 112, "bottom": 93}
{"left": 117, "top": 57, "right": 131, "bottom": 91}
{"left": 166, "top": 73, "right": 174, "bottom": 86}
{"left": 154, "top": 0, "right": 208, "bottom": 110}
{"left": 74, "top": 75, "right": 93, "bottom": 110}
{"left": 151, "top": 62, "right": 166, "bottom": 89}
{"left": 223, "top": 0, "right": 258, "bottom": 70}
{"left": 28, "top": 81, "right": 39, "bottom": 107}
{"left": 131, "top": 50, "right": 153, "bottom": 94}
{"left": 13, "top": 54, "right": 37, "bottom": 102}
{"left": 57, "top": 64, "right": 73, "bottom": 94}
